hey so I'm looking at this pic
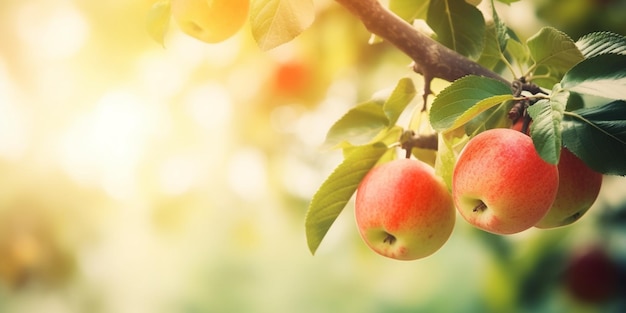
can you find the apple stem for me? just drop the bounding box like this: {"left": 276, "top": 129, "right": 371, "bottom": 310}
{"left": 508, "top": 77, "right": 544, "bottom": 131}
{"left": 512, "top": 76, "right": 544, "bottom": 97}
{"left": 473, "top": 201, "right": 487, "bottom": 213}
{"left": 383, "top": 233, "right": 396, "bottom": 245}
{"left": 400, "top": 130, "right": 438, "bottom": 158}
{"left": 508, "top": 99, "right": 528, "bottom": 122}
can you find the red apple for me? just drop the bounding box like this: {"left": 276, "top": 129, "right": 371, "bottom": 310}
{"left": 535, "top": 148, "right": 602, "bottom": 228}
{"left": 510, "top": 118, "right": 531, "bottom": 134}
{"left": 452, "top": 128, "right": 559, "bottom": 234}
{"left": 355, "top": 158, "right": 455, "bottom": 260}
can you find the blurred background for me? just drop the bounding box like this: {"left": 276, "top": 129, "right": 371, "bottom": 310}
{"left": 0, "top": 0, "right": 625, "bottom": 312}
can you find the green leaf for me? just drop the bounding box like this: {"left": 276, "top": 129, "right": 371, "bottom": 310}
{"left": 146, "top": 0, "right": 171, "bottom": 47}
{"left": 250, "top": 0, "right": 315, "bottom": 51}
{"left": 561, "top": 101, "right": 626, "bottom": 175}
{"left": 576, "top": 31, "right": 626, "bottom": 59}
{"left": 446, "top": 95, "right": 514, "bottom": 132}
{"left": 389, "top": 0, "right": 429, "bottom": 22}
{"left": 341, "top": 126, "right": 403, "bottom": 158}
{"left": 491, "top": 0, "right": 510, "bottom": 53}
{"left": 323, "top": 78, "right": 416, "bottom": 149}
{"left": 506, "top": 37, "right": 531, "bottom": 68}
{"left": 527, "top": 86, "right": 569, "bottom": 164}
{"left": 477, "top": 22, "right": 504, "bottom": 71}
{"left": 561, "top": 54, "right": 626, "bottom": 100}
{"left": 383, "top": 77, "right": 417, "bottom": 126}
{"left": 323, "top": 101, "right": 388, "bottom": 149}
{"left": 565, "top": 92, "right": 585, "bottom": 111}
{"left": 435, "top": 131, "right": 468, "bottom": 189}
{"left": 305, "top": 143, "right": 390, "bottom": 255}
{"left": 527, "top": 27, "right": 584, "bottom": 88}
{"left": 463, "top": 101, "right": 512, "bottom": 136}
{"left": 481, "top": 2, "right": 524, "bottom": 74}
{"left": 430, "top": 75, "right": 512, "bottom": 131}
{"left": 427, "top": 0, "right": 486, "bottom": 60}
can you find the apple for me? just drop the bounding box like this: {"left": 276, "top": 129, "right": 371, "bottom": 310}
{"left": 535, "top": 148, "right": 602, "bottom": 228}
{"left": 452, "top": 128, "right": 559, "bottom": 234}
{"left": 510, "top": 117, "right": 531, "bottom": 134}
{"left": 272, "top": 60, "right": 312, "bottom": 97}
{"left": 171, "top": 0, "right": 249, "bottom": 43}
{"left": 564, "top": 245, "right": 619, "bottom": 303}
{"left": 355, "top": 158, "right": 455, "bottom": 260}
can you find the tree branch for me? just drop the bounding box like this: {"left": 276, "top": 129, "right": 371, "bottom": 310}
{"left": 401, "top": 131, "right": 439, "bottom": 157}
{"left": 334, "top": 0, "right": 510, "bottom": 87}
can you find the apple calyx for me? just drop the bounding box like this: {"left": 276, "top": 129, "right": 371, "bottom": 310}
{"left": 383, "top": 233, "right": 396, "bottom": 245}
{"left": 565, "top": 211, "right": 583, "bottom": 224}
{"left": 472, "top": 201, "right": 487, "bottom": 213}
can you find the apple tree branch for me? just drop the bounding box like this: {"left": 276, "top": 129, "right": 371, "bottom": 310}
{"left": 334, "top": 0, "right": 510, "bottom": 94}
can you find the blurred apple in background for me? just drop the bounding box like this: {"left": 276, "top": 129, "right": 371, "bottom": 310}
{"left": 564, "top": 245, "right": 619, "bottom": 304}
{"left": 171, "top": 0, "right": 249, "bottom": 43}
{"left": 271, "top": 59, "right": 312, "bottom": 99}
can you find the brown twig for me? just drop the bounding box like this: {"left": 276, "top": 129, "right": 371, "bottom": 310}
{"left": 334, "top": 0, "right": 510, "bottom": 88}
{"left": 401, "top": 131, "right": 439, "bottom": 157}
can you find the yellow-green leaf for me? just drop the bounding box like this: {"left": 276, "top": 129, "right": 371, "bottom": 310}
{"left": 445, "top": 94, "right": 513, "bottom": 132}
{"left": 250, "top": 0, "right": 315, "bottom": 51}
{"left": 305, "top": 143, "right": 389, "bottom": 255}
{"left": 146, "top": 0, "right": 171, "bottom": 47}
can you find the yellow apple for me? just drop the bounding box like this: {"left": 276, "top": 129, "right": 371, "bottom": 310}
{"left": 171, "top": 0, "right": 249, "bottom": 43}
{"left": 355, "top": 158, "right": 455, "bottom": 260}
{"left": 452, "top": 128, "right": 559, "bottom": 234}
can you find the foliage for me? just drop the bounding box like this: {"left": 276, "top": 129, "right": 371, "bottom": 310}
{"left": 301, "top": 2, "right": 626, "bottom": 255}
{"left": 426, "top": 0, "right": 486, "bottom": 60}
{"left": 147, "top": 0, "right": 314, "bottom": 49}
{"left": 305, "top": 143, "right": 389, "bottom": 254}
{"left": 145, "top": 0, "right": 626, "bottom": 256}
{"left": 146, "top": 0, "right": 171, "bottom": 46}
{"left": 249, "top": 0, "right": 315, "bottom": 51}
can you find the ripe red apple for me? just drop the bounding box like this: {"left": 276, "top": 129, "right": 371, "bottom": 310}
{"left": 355, "top": 158, "right": 455, "bottom": 260}
{"left": 171, "top": 0, "right": 249, "bottom": 43}
{"left": 452, "top": 128, "right": 559, "bottom": 234}
{"left": 535, "top": 148, "right": 602, "bottom": 228}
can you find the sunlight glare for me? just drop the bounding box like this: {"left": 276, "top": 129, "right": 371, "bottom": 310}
{"left": 0, "top": 59, "right": 29, "bottom": 159}
{"left": 158, "top": 156, "right": 199, "bottom": 196}
{"left": 58, "top": 90, "right": 154, "bottom": 199}
{"left": 14, "top": 2, "right": 89, "bottom": 60}
{"left": 185, "top": 83, "right": 233, "bottom": 132}
{"left": 227, "top": 147, "right": 268, "bottom": 201}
